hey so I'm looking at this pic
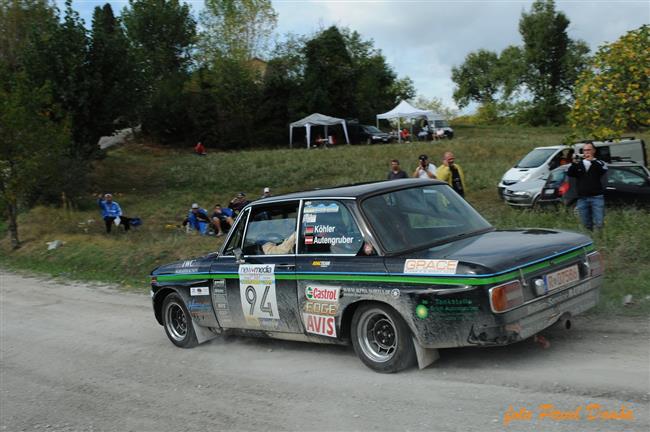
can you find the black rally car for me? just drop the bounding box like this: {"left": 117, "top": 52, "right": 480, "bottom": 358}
{"left": 150, "top": 179, "right": 603, "bottom": 373}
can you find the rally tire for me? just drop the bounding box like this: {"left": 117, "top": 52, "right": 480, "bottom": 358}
{"left": 162, "top": 293, "right": 198, "bottom": 348}
{"left": 351, "top": 303, "right": 416, "bottom": 373}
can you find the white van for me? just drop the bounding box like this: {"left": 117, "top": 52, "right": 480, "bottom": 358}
{"left": 497, "top": 138, "right": 647, "bottom": 198}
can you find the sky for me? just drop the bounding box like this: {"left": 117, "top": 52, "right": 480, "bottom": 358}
{"left": 60, "top": 0, "right": 649, "bottom": 112}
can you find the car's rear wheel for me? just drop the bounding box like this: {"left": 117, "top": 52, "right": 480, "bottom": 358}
{"left": 351, "top": 303, "right": 416, "bottom": 373}
{"left": 162, "top": 293, "right": 198, "bottom": 348}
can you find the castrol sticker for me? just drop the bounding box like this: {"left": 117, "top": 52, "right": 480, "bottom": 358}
{"left": 305, "top": 285, "right": 339, "bottom": 302}
{"left": 403, "top": 259, "right": 459, "bottom": 275}
{"left": 303, "top": 313, "right": 337, "bottom": 338}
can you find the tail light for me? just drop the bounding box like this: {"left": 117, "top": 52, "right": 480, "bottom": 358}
{"left": 489, "top": 280, "right": 524, "bottom": 313}
{"left": 586, "top": 251, "right": 604, "bottom": 277}
{"left": 558, "top": 181, "right": 570, "bottom": 196}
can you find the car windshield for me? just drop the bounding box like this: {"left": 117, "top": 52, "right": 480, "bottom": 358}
{"left": 515, "top": 148, "right": 558, "bottom": 168}
{"left": 433, "top": 120, "right": 449, "bottom": 128}
{"left": 364, "top": 125, "right": 382, "bottom": 134}
{"left": 361, "top": 184, "right": 492, "bottom": 253}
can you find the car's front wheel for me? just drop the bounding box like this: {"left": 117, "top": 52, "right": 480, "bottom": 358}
{"left": 351, "top": 303, "right": 416, "bottom": 373}
{"left": 162, "top": 293, "right": 198, "bottom": 348}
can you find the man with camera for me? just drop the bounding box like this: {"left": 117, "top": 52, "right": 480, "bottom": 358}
{"left": 567, "top": 143, "right": 608, "bottom": 231}
{"left": 436, "top": 151, "right": 466, "bottom": 197}
{"left": 413, "top": 154, "right": 437, "bottom": 179}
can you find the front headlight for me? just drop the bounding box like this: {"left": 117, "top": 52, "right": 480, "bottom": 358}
{"left": 512, "top": 191, "right": 531, "bottom": 197}
{"left": 372, "top": 135, "right": 380, "bottom": 139}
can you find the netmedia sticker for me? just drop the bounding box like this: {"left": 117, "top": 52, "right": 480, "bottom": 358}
{"left": 305, "top": 285, "right": 339, "bottom": 302}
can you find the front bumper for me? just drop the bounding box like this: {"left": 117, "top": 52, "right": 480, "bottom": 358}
{"left": 468, "top": 276, "right": 601, "bottom": 345}
{"left": 503, "top": 194, "right": 535, "bottom": 207}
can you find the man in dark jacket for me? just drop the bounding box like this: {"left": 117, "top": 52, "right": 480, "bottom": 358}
{"left": 567, "top": 143, "right": 608, "bottom": 230}
{"left": 387, "top": 159, "right": 408, "bottom": 180}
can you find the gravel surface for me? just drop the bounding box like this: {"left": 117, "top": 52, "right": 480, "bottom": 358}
{"left": 1, "top": 271, "right": 648, "bottom": 431}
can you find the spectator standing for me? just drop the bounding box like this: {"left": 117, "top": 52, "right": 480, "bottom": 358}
{"left": 567, "top": 143, "right": 608, "bottom": 231}
{"left": 413, "top": 154, "right": 437, "bottom": 179}
{"left": 211, "top": 204, "right": 235, "bottom": 237}
{"left": 387, "top": 159, "right": 408, "bottom": 180}
{"left": 183, "top": 203, "right": 210, "bottom": 235}
{"left": 400, "top": 128, "right": 410, "bottom": 142}
{"left": 194, "top": 142, "right": 207, "bottom": 156}
{"left": 97, "top": 193, "right": 131, "bottom": 233}
{"left": 436, "top": 151, "right": 466, "bottom": 197}
{"left": 228, "top": 192, "right": 250, "bottom": 215}
{"left": 260, "top": 187, "right": 272, "bottom": 199}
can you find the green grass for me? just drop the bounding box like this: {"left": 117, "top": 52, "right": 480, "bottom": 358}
{"left": 2, "top": 125, "right": 649, "bottom": 316}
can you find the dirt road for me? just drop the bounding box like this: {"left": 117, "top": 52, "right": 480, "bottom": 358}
{"left": 1, "top": 272, "right": 648, "bottom": 432}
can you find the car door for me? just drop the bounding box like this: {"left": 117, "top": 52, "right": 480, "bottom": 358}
{"left": 295, "top": 199, "right": 386, "bottom": 340}
{"left": 605, "top": 167, "right": 650, "bottom": 205}
{"left": 211, "top": 202, "right": 302, "bottom": 333}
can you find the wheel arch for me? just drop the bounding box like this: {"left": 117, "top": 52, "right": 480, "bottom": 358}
{"left": 153, "top": 287, "right": 178, "bottom": 325}
{"left": 340, "top": 299, "right": 412, "bottom": 341}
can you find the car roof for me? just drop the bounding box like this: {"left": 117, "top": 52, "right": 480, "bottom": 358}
{"left": 550, "top": 161, "right": 648, "bottom": 176}
{"left": 533, "top": 145, "right": 566, "bottom": 150}
{"left": 252, "top": 178, "right": 446, "bottom": 204}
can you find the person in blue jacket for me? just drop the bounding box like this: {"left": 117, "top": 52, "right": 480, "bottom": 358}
{"left": 183, "top": 203, "right": 210, "bottom": 235}
{"left": 97, "top": 193, "right": 131, "bottom": 233}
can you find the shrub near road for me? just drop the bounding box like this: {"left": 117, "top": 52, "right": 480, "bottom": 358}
{"left": 1, "top": 125, "right": 648, "bottom": 315}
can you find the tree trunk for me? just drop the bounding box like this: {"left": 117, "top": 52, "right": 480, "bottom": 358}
{"left": 7, "top": 202, "right": 20, "bottom": 249}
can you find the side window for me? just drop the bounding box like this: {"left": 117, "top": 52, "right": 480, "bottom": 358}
{"left": 242, "top": 202, "right": 298, "bottom": 256}
{"left": 299, "top": 200, "right": 364, "bottom": 255}
{"left": 223, "top": 209, "right": 249, "bottom": 255}
{"left": 610, "top": 168, "right": 646, "bottom": 186}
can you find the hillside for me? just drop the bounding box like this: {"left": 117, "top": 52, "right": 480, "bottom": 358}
{"left": 2, "top": 125, "right": 649, "bottom": 315}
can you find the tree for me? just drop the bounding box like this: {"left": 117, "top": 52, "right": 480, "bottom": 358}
{"left": 414, "top": 96, "right": 457, "bottom": 119}
{"left": 122, "top": 0, "right": 196, "bottom": 140}
{"left": 569, "top": 25, "right": 650, "bottom": 139}
{"left": 451, "top": 50, "right": 501, "bottom": 108}
{"left": 0, "top": 80, "right": 72, "bottom": 249}
{"left": 519, "top": 0, "right": 590, "bottom": 124}
{"left": 87, "top": 4, "right": 138, "bottom": 137}
{"left": 199, "top": 0, "right": 277, "bottom": 61}
{"left": 303, "top": 26, "right": 356, "bottom": 118}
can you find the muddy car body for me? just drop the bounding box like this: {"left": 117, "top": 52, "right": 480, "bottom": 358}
{"left": 150, "top": 179, "right": 603, "bottom": 372}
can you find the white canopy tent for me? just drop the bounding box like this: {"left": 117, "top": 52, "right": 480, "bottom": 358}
{"left": 376, "top": 100, "right": 434, "bottom": 142}
{"left": 289, "top": 113, "right": 350, "bottom": 149}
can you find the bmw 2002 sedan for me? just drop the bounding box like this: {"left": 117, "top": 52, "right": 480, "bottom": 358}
{"left": 150, "top": 179, "right": 603, "bottom": 373}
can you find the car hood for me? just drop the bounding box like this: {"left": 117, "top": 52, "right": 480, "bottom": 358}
{"left": 501, "top": 166, "right": 538, "bottom": 182}
{"left": 389, "top": 229, "right": 591, "bottom": 275}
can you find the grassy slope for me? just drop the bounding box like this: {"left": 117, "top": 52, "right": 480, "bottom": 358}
{"left": 2, "top": 125, "right": 649, "bottom": 316}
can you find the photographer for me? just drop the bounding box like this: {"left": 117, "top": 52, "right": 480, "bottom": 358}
{"left": 567, "top": 143, "right": 608, "bottom": 231}
{"left": 436, "top": 151, "right": 466, "bottom": 197}
{"left": 413, "top": 154, "right": 437, "bottom": 179}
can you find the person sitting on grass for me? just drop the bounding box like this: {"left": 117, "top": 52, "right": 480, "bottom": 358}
{"left": 183, "top": 203, "right": 210, "bottom": 235}
{"left": 97, "top": 193, "right": 131, "bottom": 234}
{"left": 194, "top": 141, "right": 207, "bottom": 156}
{"left": 211, "top": 204, "right": 235, "bottom": 237}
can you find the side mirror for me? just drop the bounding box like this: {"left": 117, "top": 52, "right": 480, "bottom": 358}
{"left": 233, "top": 247, "right": 244, "bottom": 264}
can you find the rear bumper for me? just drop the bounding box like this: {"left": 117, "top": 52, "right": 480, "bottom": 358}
{"left": 467, "top": 276, "right": 601, "bottom": 345}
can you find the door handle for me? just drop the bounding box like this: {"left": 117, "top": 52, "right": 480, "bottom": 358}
{"left": 276, "top": 264, "right": 295, "bottom": 271}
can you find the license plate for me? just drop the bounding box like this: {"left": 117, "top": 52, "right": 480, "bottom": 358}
{"left": 544, "top": 188, "right": 555, "bottom": 194}
{"left": 544, "top": 264, "right": 580, "bottom": 292}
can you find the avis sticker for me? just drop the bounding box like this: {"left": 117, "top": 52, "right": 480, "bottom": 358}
{"left": 190, "top": 286, "right": 210, "bottom": 296}
{"left": 403, "top": 259, "right": 459, "bottom": 274}
{"left": 303, "top": 313, "right": 336, "bottom": 337}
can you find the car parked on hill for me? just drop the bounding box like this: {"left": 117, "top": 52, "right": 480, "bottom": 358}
{"left": 150, "top": 179, "right": 603, "bottom": 373}
{"left": 358, "top": 125, "right": 394, "bottom": 144}
{"left": 498, "top": 138, "right": 647, "bottom": 199}
{"left": 503, "top": 177, "right": 547, "bottom": 207}
{"left": 538, "top": 162, "right": 650, "bottom": 207}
